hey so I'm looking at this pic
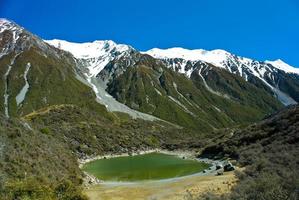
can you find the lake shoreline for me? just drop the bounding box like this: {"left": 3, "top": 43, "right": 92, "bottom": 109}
{"left": 79, "top": 149, "right": 226, "bottom": 186}
{"left": 78, "top": 148, "right": 197, "bottom": 168}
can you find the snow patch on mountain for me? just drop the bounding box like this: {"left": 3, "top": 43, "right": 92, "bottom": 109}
{"left": 45, "top": 39, "right": 130, "bottom": 59}
{"left": 45, "top": 39, "right": 133, "bottom": 77}
{"left": 16, "top": 63, "right": 31, "bottom": 106}
{"left": 0, "top": 18, "right": 23, "bottom": 42}
{"left": 0, "top": 19, "right": 24, "bottom": 59}
{"left": 45, "top": 39, "right": 161, "bottom": 121}
{"left": 143, "top": 47, "right": 299, "bottom": 75}
{"left": 266, "top": 59, "right": 299, "bottom": 74}
{"left": 143, "top": 48, "right": 229, "bottom": 69}
{"left": 4, "top": 65, "right": 12, "bottom": 118}
{"left": 198, "top": 67, "right": 230, "bottom": 99}
{"left": 45, "top": 38, "right": 298, "bottom": 107}
{"left": 3, "top": 54, "right": 19, "bottom": 118}
{"left": 143, "top": 47, "right": 298, "bottom": 105}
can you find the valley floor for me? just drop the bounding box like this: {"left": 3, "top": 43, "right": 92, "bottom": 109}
{"left": 84, "top": 170, "right": 237, "bottom": 200}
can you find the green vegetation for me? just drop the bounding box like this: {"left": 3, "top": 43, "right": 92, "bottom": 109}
{"left": 196, "top": 105, "right": 299, "bottom": 200}
{"left": 83, "top": 153, "right": 210, "bottom": 181}
{"left": 0, "top": 24, "right": 297, "bottom": 200}
{"left": 0, "top": 114, "right": 87, "bottom": 200}
{"left": 107, "top": 54, "right": 282, "bottom": 131}
{"left": 0, "top": 104, "right": 206, "bottom": 199}
{"left": 24, "top": 104, "right": 202, "bottom": 156}
{"left": 0, "top": 50, "right": 114, "bottom": 120}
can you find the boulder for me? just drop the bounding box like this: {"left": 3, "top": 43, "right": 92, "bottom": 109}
{"left": 216, "top": 163, "right": 223, "bottom": 170}
{"left": 224, "top": 161, "right": 235, "bottom": 171}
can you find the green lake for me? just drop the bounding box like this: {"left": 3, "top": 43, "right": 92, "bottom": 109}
{"left": 82, "top": 153, "right": 210, "bottom": 181}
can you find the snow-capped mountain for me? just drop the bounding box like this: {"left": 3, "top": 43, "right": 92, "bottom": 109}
{"left": 0, "top": 18, "right": 24, "bottom": 57}
{"left": 1, "top": 18, "right": 298, "bottom": 128}
{"left": 45, "top": 39, "right": 134, "bottom": 78}
{"left": 265, "top": 59, "right": 299, "bottom": 74}
{"left": 0, "top": 19, "right": 113, "bottom": 119}
{"left": 45, "top": 38, "right": 299, "bottom": 106}
{"left": 143, "top": 47, "right": 299, "bottom": 75}
{"left": 45, "top": 39, "right": 157, "bottom": 120}
{"left": 143, "top": 47, "right": 299, "bottom": 105}
{"left": 0, "top": 18, "right": 65, "bottom": 60}
{"left": 44, "top": 37, "right": 299, "bottom": 106}
{"left": 45, "top": 38, "right": 293, "bottom": 126}
{"left": 143, "top": 48, "right": 231, "bottom": 69}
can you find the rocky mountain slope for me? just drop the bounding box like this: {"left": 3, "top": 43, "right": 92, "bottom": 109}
{"left": 105, "top": 54, "right": 282, "bottom": 130}
{"left": 144, "top": 48, "right": 299, "bottom": 105}
{"left": 45, "top": 37, "right": 299, "bottom": 130}
{"left": 1, "top": 18, "right": 298, "bottom": 131}
{"left": 0, "top": 19, "right": 113, "bottom": 120}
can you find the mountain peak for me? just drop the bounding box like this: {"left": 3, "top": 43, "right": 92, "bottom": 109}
{"left": 0, "top": 18, "right": 12, "bottom": 25}
{"left": 266, "top": 59, "right": 299, "bottom": 74}
{"left": 45, "top": 39, "right": 133, "bottom": 59}
{"left": 0, "top": 18, "right": 23, "bottom": 34}
{"left": 142, "top": 47, "right": 231, "bottom": 69}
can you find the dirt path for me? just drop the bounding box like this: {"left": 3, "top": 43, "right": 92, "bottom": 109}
{"left": 84, "top": 170, "right": 237, "bottom": 200}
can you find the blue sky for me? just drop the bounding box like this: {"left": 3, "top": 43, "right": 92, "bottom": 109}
{"left": 1, "top": 0, "right": 299, "bottom": 67}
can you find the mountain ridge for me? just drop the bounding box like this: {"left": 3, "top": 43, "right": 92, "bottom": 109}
{"left": 46, "top": 38, "right": 299, "bottom": 106}
{"left": 0, "top": 18, "right": 296, "bottom": 129}
{"left": 44, "top": 39, "right": 299, "bottom": 74}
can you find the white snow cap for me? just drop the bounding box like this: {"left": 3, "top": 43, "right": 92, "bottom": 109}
{"left": 45, "top": 39, "right": 132, "bottom": 59}
{"left": 143, "top": 47, "right": 299, "bottom": 75}
{"left": 45, "top": 38, "right": 299, "bottom": 75}
{"left": 0, "top": 18, "right": 10, "bottom": 25}
{"left": 45, "top": 39, "right": 133, "bottom": 77}
{"left": 266, "top": 59, "right": 299, "bottom": 74}
{"left": 0, "top": 18, "right": 21, "bottom": 33}
{"left": 143, "top": 47, "right": 230, "bottom": 69}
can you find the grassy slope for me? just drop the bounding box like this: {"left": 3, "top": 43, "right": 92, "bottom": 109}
{"left": 0, "top": 49, "right": 114, "bottom": 120}
{"left": 107, "top": 55, "right": 282, "bottom": 131}
{"left": 1, "top": 104, "right": 200, "bottom": 199}
{"left": 200, "top": 64, "right": 282, "bottom": 111}
{"left": 3, "top": 99, "right": 243, "bottom": 199}
{"left": 24, "top": 104, "right": 202, "bottom": 156}
{"left": 0, "top": 114, "right": 86, "bottom": 200}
